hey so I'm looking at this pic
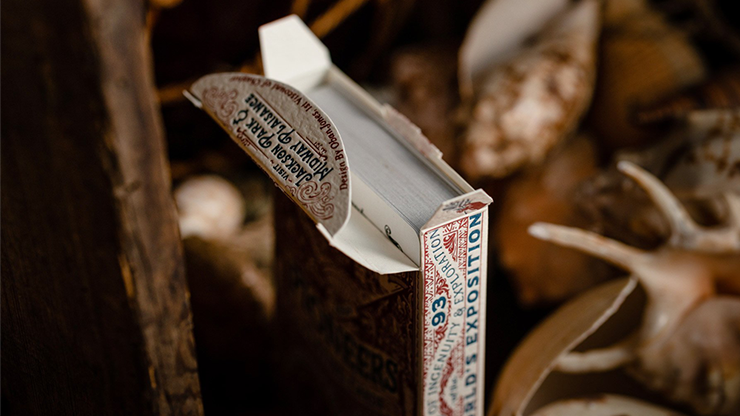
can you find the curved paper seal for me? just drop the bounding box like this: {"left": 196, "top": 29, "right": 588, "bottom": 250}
{"left": 188, "top": 73, "right": 351, "bottom": 235}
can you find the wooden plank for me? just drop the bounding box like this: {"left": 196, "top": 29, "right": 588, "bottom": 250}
{"left": 1, "top": 0, "right": 203, "bottom": 414}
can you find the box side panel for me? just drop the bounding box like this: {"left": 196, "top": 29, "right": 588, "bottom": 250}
{"left": 420, "top": 208, "right": 488, "bottom": 416}
{"left": 273, "top": 191, "right": 420, "bottom": 415}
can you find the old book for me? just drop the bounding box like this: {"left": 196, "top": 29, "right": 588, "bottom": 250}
{"left": 186, "top": 15, "right": 492, "bottom": 416}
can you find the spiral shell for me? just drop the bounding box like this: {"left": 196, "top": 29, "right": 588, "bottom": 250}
{"left": 460, "top": 0, "right": 600, "bottom": 179}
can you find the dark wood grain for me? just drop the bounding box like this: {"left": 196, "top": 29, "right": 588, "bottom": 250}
{"left": 1, "top": 0, "right": 203, "bottom": 414}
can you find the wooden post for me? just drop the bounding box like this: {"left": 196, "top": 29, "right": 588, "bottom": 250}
{"left": 1, "top": 0, "right": 203, "bottom": 414}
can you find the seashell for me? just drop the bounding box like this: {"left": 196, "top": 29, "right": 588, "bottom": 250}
{"left": 495, "top": 134, "right": 615, "bottom": 306}
{"left": 635, "top": 67, "right": 740, "bottom": 125}
{"left": 174, "top": 173, "right": 274, "bottom": 314}
{"left": 574, "top": 109, "right": 740, "bottom": 251}
{"left": 459, "top": 0, "right": 570, "bottom": 98}
{"left": 613, "top": 109, "right": 740, "bottom": 185}
{"left": 629, "top": 296, "right": 740, "bottom": 415}
{"left": 460, "top": 0, "right": 600, "bottom": 179}
{"left": 530, "top": 394, "right": 686, "bottom": 416}
{"left": 175, "top": 174, "right": 247, "bottom": 240}
{"left": 662, "top": 110, "right": 740, "bottom": 198}
{"left": 587, "top": 0, "right": 706, "bottom": 150}
{"left": 573, "top": 166, "right": 671, "bottom": 251}
{"left": 491, "top": 277, "right": 639, "bottom": 416}
{"left": 529, "top": 161, "right": 740, "bottom": 415}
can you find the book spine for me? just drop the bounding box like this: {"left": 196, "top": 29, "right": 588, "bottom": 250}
{"left": 420, "top": 208, "right": 488, "bottom": 416}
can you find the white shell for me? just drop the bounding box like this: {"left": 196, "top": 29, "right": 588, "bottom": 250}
{"left": 175, "top": 175, "right": 246, "bottom": 240}
{"left": 459, "top": 0, "right": 569, "bottom": 97}
{"left": 631, "top": 297, "right": 740, "bottom": 415}
{"left": 460, "top": 0, "right": 600, "bottom": 179}
{"left": 530, "top": 394, "right": 686, "bottom": 416}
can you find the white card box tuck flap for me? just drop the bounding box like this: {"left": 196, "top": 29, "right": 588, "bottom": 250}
{"left": 259, "top": 14, "right": 331, "bottom": 91}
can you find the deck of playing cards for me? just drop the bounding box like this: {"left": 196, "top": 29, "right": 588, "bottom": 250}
{"left": 186, "top": 15, "right": 491, "bottom": 416}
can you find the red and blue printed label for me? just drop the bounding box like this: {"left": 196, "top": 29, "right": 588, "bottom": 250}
{"left": 422, "top": 210, "right": 486, "bottom": 416}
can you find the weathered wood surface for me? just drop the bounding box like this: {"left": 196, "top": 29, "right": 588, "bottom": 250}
{"left": 1, "top": 0, "right": 203, "bottom": 414}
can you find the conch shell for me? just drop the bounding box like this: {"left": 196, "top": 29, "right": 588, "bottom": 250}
{"left": 587, "top": 0, "right": 706, "bottom": 149}
{"left": 459, "top": 0, "right": 600, "bottom": 179}
{"left": 529, "top": 161, "right": 740, "bottom": 415}
{"left": 459, "top": 0, "right": 570, "bottom": 97}
{"left": 490, "top": 275, "right": 689, "bottom": 415}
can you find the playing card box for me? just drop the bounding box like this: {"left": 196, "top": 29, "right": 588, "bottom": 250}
{"left": 186, "top": 15, "right": 491, "bottom": 416}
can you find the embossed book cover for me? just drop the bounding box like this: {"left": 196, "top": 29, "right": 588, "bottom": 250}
{"left": 186, "top": 15, "right": 492, "bottom": 416}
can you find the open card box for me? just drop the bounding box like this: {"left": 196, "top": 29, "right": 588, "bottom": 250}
{"left": 186, "top": 15, "right": 491, "bottom": 416}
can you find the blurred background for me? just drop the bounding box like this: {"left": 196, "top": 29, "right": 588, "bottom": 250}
{"left": 157, "top": 0, "right": 740, "bottom": 414}
{"left": 3, "top": 0, "right": 739, "bottom": 415}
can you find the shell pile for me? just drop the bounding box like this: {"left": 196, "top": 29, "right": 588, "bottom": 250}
{"left": 529, "top": 161, "right": 740, "bottom": 415}
{"left": 457, "top": 0, "right": 739, "bottom": 412}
